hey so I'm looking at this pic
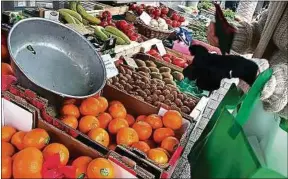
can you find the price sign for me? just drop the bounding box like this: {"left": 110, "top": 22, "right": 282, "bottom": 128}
{"left": 158, "top": 107, "right": 168, "bottom": 117}
{"left": 155, "top": 41, "right": 167, "bottom": 56}
{"left": 139, "top": 11, "right": 152, "bottom": 25}
{"left": 101, "top": 54, "right": 118, "bottom": 79}
{"left": 123, "top": 56, "right": 138, "bottom": 68}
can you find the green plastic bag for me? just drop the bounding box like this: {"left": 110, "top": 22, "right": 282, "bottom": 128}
{"left": 188, "top": 69, "right": 286, "bottom": 178}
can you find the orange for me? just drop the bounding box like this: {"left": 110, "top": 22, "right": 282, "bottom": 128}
{"left": 2, "top": 155, "right": 12, "bottom": 179}
{"left": 61, "top": 104, "right": 80, "bottom": 119}
{"left": 147, "top": 148, "right": 168, "bottom": 164}
{"left": 155, "top": 147, "right": 171, "bottom": 158}
{"left": 108, "top": 118, "right": 129, "bottom": 134}
{"left": 1, "top": 63, "right": 14, "bottom": 76}
{"left": 43, "top": 143, "right": 69, "bottom": 166}
{"left": 161, "top": 137, "right": 179, "bottom": 154}
{"left": 108, "top": 103, "right": 127, "bottom": 118}
{"left": 153, "top": 128, "right": 175, "bottom": 143}
{"left": 72, "top": 156, "right": 92, "bottom": 178}
{"left": 116, "top": 127, "right": 139, "bottom": 146}
{"left": 144, "top": 114, "right": 163, "bottom": 129}
{"left": 125, "top": 114, "right": 135, "bottom": 126}
{"left": 79, "top": 97, "right": 101, "bottom": 116}
{"left": 11, "top": 131, "right": 26, "bottom": 150}
{"left": 108, "top": 144, "right": 117, "bottom": 151}
{"left": 1, "top": 45, "right": 9, "bottom": 60}
{"left": 132, "top": 121, "right": 152, "bottom": 140}
{"left": 131, "top": 141, "right": 150, "bottom": 153}
{"left": 23, "top": 128, "right": 50, "bottom": 150}
{"left": 2, "top": 126, "right": 16, "bottom": 142}
{"left": 2, "top": 141, "right": 15, "bottom": 157}
{"left": 109, "top": 100, "right": 123, "bottom": 107}
{"left": 13, "top": 147, "right": 43, "bottom": 178}
{"left": 87, "top": 158, "right": 115, "bottom": 178}
{"left": 79, "top": 115, "right": 100, "bottom": 134}
{"left": 61, "top": 115, "right": 78, "bottom": 129}
{"left": 63, "top": 98, "right": 77, "bottom": 105}
{"left": 97, "top": 97, "right": 109, "bottom": 113}
{"left": 98, "top": 113, "right": 112, "bottom": 129}
{"left": 162, "top": 110, "right": 183, "bottom": 130}
{"left": 136, "top": 115, "right": 147, "bottom": 122}
{"left": 88, "top": 128, "right": 110, "bottom": 147}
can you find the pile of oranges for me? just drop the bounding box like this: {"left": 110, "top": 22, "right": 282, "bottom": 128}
{"left": 60, "top": 96, "right": 183, "bottom": 165}
{"left": 1, "top": 126, "right": 115, "bottom": 179}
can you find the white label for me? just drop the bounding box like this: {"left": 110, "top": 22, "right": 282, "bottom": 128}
{"left": 101, "top": 54, "right": 119, "bottom": 79}
{"left": 139, "top": 12, "right": 152, "bottom": 25}
{"left": 155, "top": 42, "right": 167, "bottom": 56}
{"left": 2, "top": 98, "right": 33, "bottom": 131}
{"left": 44, "top": 11, "right": 59, "bottom": 22}
{"left": 158, "top": 107, "right": 168, "bottom": 117}
{"left": 17, "top": 1, "right": 26, "bottom": 7}
{"left": 123, "top": 56, "right": 138, "bottom": 68}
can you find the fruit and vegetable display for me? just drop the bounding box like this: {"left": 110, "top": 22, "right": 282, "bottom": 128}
{"left": 94, "top": 25, "right": 131, "bottom": 45}
{"left": 129, "top": 4, "right": 185, "bottom": 28}
{"left": 175, "top": 78, "right": 208, "bottom": 98}
{"left": 1, "top": 125, "right": 115, "bottom": 179}
{"left": 107, "top": 66, "right": 197, "bottom": 115}
{"left": 115, "top": 20, "right": 143, "bottom": 42}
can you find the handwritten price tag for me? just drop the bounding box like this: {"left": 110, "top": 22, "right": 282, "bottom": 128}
{"left": 139, "top": 11, "right": 152, "bottom": 25}
{"left": 123, "top": 56, "right": 138, "bottom": 68}
{"left": 155, "top": 41, "right": 167, "bottom": 56}
{"left": 101, "top": 54, "right": 119, "bottom": 79}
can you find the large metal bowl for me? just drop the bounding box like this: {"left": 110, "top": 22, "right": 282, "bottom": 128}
{"left": 8, "top": 18, "right": 106, "bottom": 102}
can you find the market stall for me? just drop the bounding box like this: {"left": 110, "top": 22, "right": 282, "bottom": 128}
{"left": 1, "top": 1, "right": 287, "bottom": 179}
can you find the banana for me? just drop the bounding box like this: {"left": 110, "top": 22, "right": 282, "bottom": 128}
{"left": 104, "top": 26, "right": 130, "bottom": 44}
{"left": 69, "top": 1, "right": 78, "bottom": 12}
{"left": 76, "top": 3, "right": 101, "bottom": 25}
{"left": 94, "top": 26, "right": 109, "bottom": 41}
{"left": 103, "top": 30, "right": 126, "bottom": 45}
{"left": 58, "top": 9, "right": 82, "bottom": 22}
{"left": 59, "top": 11, "right": 76, "bottom": 24}
{"left": 72, "top": 16, "right": 82, "bottom": 25}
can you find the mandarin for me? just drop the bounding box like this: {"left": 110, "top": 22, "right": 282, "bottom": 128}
{"left": 79, "top": 115, "right": 100, "bottom": 134}
{"left": 116, "top": 127, "right": 139, "bottom": 146}
{"left": 132, "top": 121, "right": 152, "bottom": 140}
{"left": 125, "top": 114, "right": 135, "bottom": 126}
{"left": 72, "top": 156, "right": 92, "bottom": 178}
{"left": 23, "top": 128, "right": 50, "bottom": 150}
{"left": 136, "top": 115, "right": 146, "bottom": 122}
{"left": 1, "top": 63, "right": 14, "bottom": 76}
{"left": 109, "top": 100, "right": 123, "bottom": 107}
{"left": 43, "top": 143, "right": 69, "bottom": 166}
{"left": 13, "top": 147, "right": 43, "bottom": 178}
{"left": 97, "top": 97, "right": 109, "bottom": 113}
{"left": 2, "top": 155, "right": 12, "bottom": 179}
{"left": 153, "top": 128, "right": 175, "bottom": 143}
{"left": 79, "top": 97, "right": 101, "bottom": 116}
{"left": 98, "top": 113, "right": 112, "bottom": 129}
{"left": 88, "top": 128, "right": 110, "bottom": 147}
{"left": 144, "top": 114, "right": 163, "bottom": 129}
{"left": 11, "top": 131, "right": 26, "bottom": 150}
{"left": 131, "top": 141, "right": 150, "bottom": 153}
{"left": 108, "top": 103, "right": 127, "bottom": 118}
{"left": 108, "top": 118, "right": 129, "bottom": 134}
{"left": 2, "top": 126, "right": 16, "bottom": 142}
{"left": 161, "top": 137, "right": 179, "bottom": 154}
{"left": 162, "top": 110, "right": 182, "bottom": 130}
{"left": 2, "top": 142, "right": 15, "bottom": 157}
{"left": 87, "top": 158, "right": 115, "bottom": 178}
{"left": 61, "top": 104, "right": 80, "bottom": 118}
{"left": 61, "top": 115, "right": 78, "bottom": 129}
{"left": 147, "top": 148, "right": 168, "bottom": 164}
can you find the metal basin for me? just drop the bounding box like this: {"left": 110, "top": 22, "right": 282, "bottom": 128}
{"left": 8, "top": 18, "right": 106, "bottom": 101}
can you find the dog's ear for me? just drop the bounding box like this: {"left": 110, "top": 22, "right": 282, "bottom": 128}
{"left": 189, "top": 45, "right": 209, "bottom": 56}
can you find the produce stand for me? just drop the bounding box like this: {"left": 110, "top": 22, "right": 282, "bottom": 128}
{"left": 1, "top": 1, "right": 248, "bottom": 179}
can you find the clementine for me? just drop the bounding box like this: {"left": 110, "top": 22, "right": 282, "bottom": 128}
{"left": 2, "top": 155, "right": 12, "bottom": 179}
{"left": 61, "top": 115, "right": 78, "bottom": 129}
{"left": 132, "top": 121, "right": 152, "bottom": 140}
{"left": 131, "top": 141, "right": 150, "bottom": 153}
{"left": 108, "top": 118, "right": 129, "bottom": 134}
{"left": 1, "top": 45, "right": 9, "bottom": 60}
{"left": 11, "top": 131, "right": 26, "bottom": 150}
{"left": 147, "top": 148, "right": 168, "bottom": 164}
{"left": 87, "top": 158, "right": 115, "bottom": 178}
{"left": 108, "top": 103, "right": 127, "bottom": 118}
{"left": 63, "top": 98, "right": 77, "bottom": 105}
{"left": 79, "top": 115, "right": 100, "bottom": 134}
{"left": 2, "top": 126, "right": 16, "bottom": 142}
{"left": 2, "top": 141, "right": 15, "bottom": 157}
{"left": 144, "top": 114, "right": 163, "bottom": 129}
{"left": 61, "top": 104, "right": 80, "bottom": 119}
{"left": 116, "top": 127, "right": 139, "bottom": 146}
{"left": 79, "top": 97, "right": 101, "bottom": 116}
{"left": 43, "top": 143, "right": 69, "bottom": 166}
{"left": 125, "top": 114, "right": 135, "bottom": 126}
{"left": 23, "top": 128, "right": 50, "bottom": 150}
{"left": 72, "top": 156, "right": 92, "bottom": 178}
{"left": 161, "top": 137, "right": 179, "bottom": 154}
{"left": 109, "top": 100, "right": 123, "bottom": 107}
{"left": 1, "top": 63, "right": 13, "bottom": 76}
{"left": 97, "top": 97, "right": 109, "bottom": 113}
{"left": 162, "top": 110, "right": 182, "bottom": 130}
{"left": 155, "top": 147, "right": 171, "bottom": 158}
{"left": 98, "top": 112, "right": 112, "bottom": 129}
{"left": 153, "top": 128, "right": 175, "bottom": 143}
{"left": 88, "top": 128, "right": 110, "bottom": 147}
{"left": 136, "top": 115, "right": 146, "bottom": 122}
{"left": 13, "top": 147, "right": 43, "bottom": 178}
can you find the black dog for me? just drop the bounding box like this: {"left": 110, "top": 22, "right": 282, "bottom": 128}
{"left": 183, "top": 45, "right": 259, "bottom": 91}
